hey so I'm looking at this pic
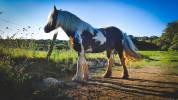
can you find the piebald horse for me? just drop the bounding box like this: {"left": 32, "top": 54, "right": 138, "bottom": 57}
{"left": 44, "top": 6, "right": 140, "bottom": 81}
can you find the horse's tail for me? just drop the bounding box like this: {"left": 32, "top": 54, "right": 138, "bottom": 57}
{"left": 122, "top": 33, "right": 141, "bottom": 64}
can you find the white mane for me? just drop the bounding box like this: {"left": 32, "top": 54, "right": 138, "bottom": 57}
{"left": 56, "top": 10, "right": 94, "bottom": 34}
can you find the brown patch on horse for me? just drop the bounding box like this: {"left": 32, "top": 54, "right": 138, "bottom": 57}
{"left": 69, "top": 36, "right": 74, "bottom": 48}
{"left": 82, "top": 63, "right": 89, "bottom": 80}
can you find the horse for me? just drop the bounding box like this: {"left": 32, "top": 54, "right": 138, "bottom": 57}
{"left": 44, "top": 6, "right": 141, "bottom": 81}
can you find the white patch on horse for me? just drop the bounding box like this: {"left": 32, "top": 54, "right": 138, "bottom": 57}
{"left": 47, "top": 11, "right": 53, "bottom": 25}
{"left": 76, "top": 31, "right": 85, "bottom": 54}
{"left": 85, "top": 46, "right": 93, "bottom": 52}
{"left": 78, "top": 22, "right": 94, "bottom": 35}
{"left": 92, "top": 30, "right": 106, "bottom": 45}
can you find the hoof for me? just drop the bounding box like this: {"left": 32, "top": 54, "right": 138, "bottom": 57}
{"left": 122, "top": 75, "right": 129, "bottom": 79}
{"left": 83, "top": 74, "right": 89, "bottom": 81}
{"left": 103, "top": 72, "right": 112, "bottom": 78}
{"left": 72, "top": 76, "right": 82, "bottom": 82}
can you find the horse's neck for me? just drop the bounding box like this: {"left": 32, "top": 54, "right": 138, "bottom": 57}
{"left": 57, "top": 10, "right": 95, "bottom": 39}
{"left": 57, "top": 11, "right": 79, "bottom": 32}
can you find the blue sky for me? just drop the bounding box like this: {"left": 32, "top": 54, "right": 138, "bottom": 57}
{"left": 0, "top": 0, "right": 178, "bottom": 40}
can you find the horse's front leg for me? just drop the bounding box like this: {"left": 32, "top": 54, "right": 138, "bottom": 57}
{"left": 72, "top": 31, "right": 89, "bottom": 81}
{"left": 72, "top": 52, "right": 89, "bottom": 81}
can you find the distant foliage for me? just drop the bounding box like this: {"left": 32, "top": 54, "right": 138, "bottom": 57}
{"left": 0, "top": 39, "right": 70, "bottom": 51}
{"left": 153, "top": 21, "right": 178, "bottom": 51}
{"left": 129, "top": 35, "right": 160, "bottom": 51}
{"left": 0, "top": 37, "right": 161, "bottom": 51}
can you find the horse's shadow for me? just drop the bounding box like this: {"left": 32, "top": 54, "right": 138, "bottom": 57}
{"left": 110, "top": 77, "right": 178, "bottom": 85}
{"left": 87, "top": 77, "right": 178, "bottom": 99}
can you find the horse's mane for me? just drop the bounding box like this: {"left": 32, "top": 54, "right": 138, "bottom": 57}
{"left": 57, "top": 10, "right": 93, "bottom": 32}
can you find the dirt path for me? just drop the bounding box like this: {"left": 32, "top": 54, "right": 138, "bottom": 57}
{"left": 66, "top": 67, "right": 178, "bottom": 100}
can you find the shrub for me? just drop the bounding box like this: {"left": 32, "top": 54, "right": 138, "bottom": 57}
{"left": 0, "top": 64, "right": 33, "bottom": 100}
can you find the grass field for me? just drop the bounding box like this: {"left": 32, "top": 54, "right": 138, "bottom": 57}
{"left": 1, "top": 47, "right": 178, "bottom": 74}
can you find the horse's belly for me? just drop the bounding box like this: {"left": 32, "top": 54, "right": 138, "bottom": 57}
{"left": 85, "top": 43, "right": 107, "bottom": 53}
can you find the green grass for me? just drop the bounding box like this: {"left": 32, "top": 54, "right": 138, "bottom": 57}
{"left": 138, "top": 51, "right": 178, "bottom": 67}
{"left": 129, "top": 51, "right": 178, "bottom": 75}
{"left": 0, "top": 47, "right": 108, "bottom": 63}
{"left": 0, "top": 47, "right": 178, "bottom": 75}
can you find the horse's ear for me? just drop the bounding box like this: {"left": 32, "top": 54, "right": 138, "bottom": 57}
{"left": 54, "top": 5, "right": 57, "bottom": 11}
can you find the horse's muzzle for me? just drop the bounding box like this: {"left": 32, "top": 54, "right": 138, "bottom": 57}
{"left": 44, "top": 25, "right": 50, "bottom": 33}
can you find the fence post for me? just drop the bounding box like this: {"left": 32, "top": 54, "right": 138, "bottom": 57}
{"left": 47, "top": 32, "right": 58, "bottom": 61}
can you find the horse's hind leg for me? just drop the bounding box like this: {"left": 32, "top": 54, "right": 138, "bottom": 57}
{"left": 103, "top": 50, "right": 114, "bottom": 78}
{"left": 117, "top": 49, "right": 129, "bottom": 79}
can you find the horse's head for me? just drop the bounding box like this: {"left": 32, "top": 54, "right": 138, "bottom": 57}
{"left": 44, "top": 6, "right": 58, "bottom": 33}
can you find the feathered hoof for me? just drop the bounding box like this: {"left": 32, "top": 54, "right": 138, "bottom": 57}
{"left": 103, "top": 72, "right": 112, "bottom": 78}
{"left": 72, "top": 75, "right": 88, "bottom": 83}
{"left": 72, "top": 76, "right": 81, "bottom": 82}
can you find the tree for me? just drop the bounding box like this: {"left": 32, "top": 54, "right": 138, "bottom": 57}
{"left": 154, "top": 21, "right": 178, "bottom": 51}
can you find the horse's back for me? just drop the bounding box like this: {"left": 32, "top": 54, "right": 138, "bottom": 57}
{"left": 100, "top": 26, "right": 123, "bottom": 49}
{"left": 100, "top": 26, "right": 123, "bottom": 40}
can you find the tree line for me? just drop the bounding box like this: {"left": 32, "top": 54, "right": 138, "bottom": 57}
{"left": 132, "top": 20, "right": 178, "bottom": 51}
{"left": 0, "top": 20, "right": 178, "bottom": 51}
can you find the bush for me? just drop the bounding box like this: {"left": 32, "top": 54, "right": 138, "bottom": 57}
{"left": 0, "top": 64, "right": 33, "bottom": 100}
{"left": 161, "top": 45, "right": 169, "bottom": 51}
{"left": 168, "top": 43, "right": 178, "bottom": 51}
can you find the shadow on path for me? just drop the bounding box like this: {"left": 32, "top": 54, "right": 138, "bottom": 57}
{"left": 86, "top": 77, "right": 178, "bottom": 99}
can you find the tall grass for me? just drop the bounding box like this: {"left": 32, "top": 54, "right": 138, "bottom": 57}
{"left": 1, "top": 46, "right": 178, "bottom": 75}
